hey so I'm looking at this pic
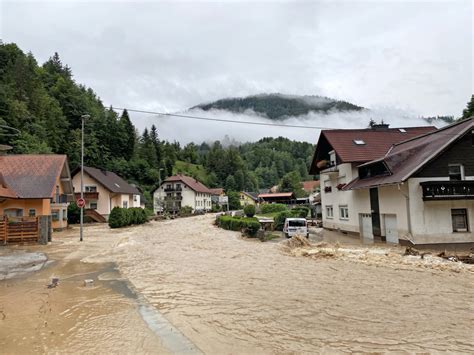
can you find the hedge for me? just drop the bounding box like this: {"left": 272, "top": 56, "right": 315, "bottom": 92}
{"left": 243, "top": 204, "right": 256, "bottom": 217}
{"left": 217, "top": 215, "right": 261, "bottom": 237}
{"left": 260, "top": 203, "right": 288, "bottom": 214}
{"left": 109, "top": 207, "right": 148, "bottom": 228}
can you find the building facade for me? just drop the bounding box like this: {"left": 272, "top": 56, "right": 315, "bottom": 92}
{"left": 153, "top": 174, "right": 212, "bottom": 214}
{"left": 71, "top": 167, "right": 141, "bottom": 220}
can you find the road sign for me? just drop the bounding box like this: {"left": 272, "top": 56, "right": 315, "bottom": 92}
{"left": 77, "top": 198, "right": 86, "bottom": 208}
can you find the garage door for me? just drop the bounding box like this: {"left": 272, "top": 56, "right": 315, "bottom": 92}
{"left": 360, "top": 213, "right": 373, "bottom": 240}
{"left": 384, "top": 214, "right": 398, "bottom": 244}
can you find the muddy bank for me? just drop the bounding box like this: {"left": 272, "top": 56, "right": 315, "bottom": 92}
{"left": 0, "top": 226, "right": 170, "bottom": 354}
{"left": 83, "top": 215, "right": 474, "bottom": 354}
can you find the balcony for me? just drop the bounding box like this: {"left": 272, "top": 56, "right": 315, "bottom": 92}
{"left": 164, "top": 186, "right": 183, "bottom": 192}
{"left": 74, "top": 192, "right": 99, "bottom": 200}
{"left": 420, "top": 180, "right": 474, "bottom": 201}
{"left": 165, "top": 195, "right": 183, "bottom": 201}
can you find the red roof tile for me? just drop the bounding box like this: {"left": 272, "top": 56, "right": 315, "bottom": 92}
{"left": 209, "top": 188, "right": 225, "bottom": 195}
{"left": 301, "top": 180, "right": 320, "bottom": 192}
{"left": 258, "top": 192, "right": 294, "bottom": 198}
{"left": 164, "top": 174, "right": 212, "bottom": 194}
{"left": 320, "top": 126, "right": 437, "bottom": 163}
{"left": 0, "top": 155, "right": 69, "bottom": 198}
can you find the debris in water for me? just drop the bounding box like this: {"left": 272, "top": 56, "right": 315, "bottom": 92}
{"left": 282, "top": 235, "right": 311, "bottom": 249}
{"left": 47, "top": 277, "right": 59, "bottom": 289}
{"left": 84, "top": 279, "right": 94, "bottom": 287}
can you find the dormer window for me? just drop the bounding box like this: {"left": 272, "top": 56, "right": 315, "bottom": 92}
{"left": 353, "top": 139, "right": 366, "bottom": 145}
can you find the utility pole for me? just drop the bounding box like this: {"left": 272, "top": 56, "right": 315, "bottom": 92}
{"left": 80, "top": 114, "right": 90, "bottom": 242}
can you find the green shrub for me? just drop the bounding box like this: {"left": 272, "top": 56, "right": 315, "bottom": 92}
{"left": 109, "top": 207, "right": 148, "bottom": 228}
{"left": 217, "top": 215, "right": 261, "bottom": 237}
{"left": 260, "top": 203, "right": 287, "bottom": 214}
{"left": 180, "top": 206, "right": 193, "bottom": 216}
{"left": 109, "top": 207, "right": 126, "bottom": 228}
{"left": 67, "top": 202, "right": 80, "bottom": 224}
{"left": 291, "top": 207, "right": 309, "bottom": 218}
{"left": 243, "top": 204, "right": 256, "bottom": 218}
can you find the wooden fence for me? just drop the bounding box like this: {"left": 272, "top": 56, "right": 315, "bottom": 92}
{"left": 1, "top": 216, "right": 39, "bottom": 244}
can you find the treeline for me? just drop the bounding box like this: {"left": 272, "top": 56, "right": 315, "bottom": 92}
{"left": 193, "top": 93, "right": 364, "bottom": 120}
{"left": 0, "top": 42, "right": 315, "bottom": 205}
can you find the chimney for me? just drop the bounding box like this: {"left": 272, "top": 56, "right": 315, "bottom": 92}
{"left": 371, "top": 123, "right": 390, "bottom": 131}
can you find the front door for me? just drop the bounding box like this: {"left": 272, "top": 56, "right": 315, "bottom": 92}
{"left": 370, "top": 188, "right": 381, "bottom": 237}
{"left": 360, "top": 213, "right": 374, "bottom": 240}
{"left": 384, "top": 214, "right": 398, "bottom": 244}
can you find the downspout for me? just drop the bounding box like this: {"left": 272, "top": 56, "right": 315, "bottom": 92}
{"left": 397, "top": 183, "right": 414, "bottom": 243}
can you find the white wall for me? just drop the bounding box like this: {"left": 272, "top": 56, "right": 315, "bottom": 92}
{"left": 153, "top": 181, "right": 212, "bottom": 213}
{"left": 72, "top": 172, "right": 111, "bottom": 215}
{"left": 408, "top": 178, "right": 474, "bottom": 244}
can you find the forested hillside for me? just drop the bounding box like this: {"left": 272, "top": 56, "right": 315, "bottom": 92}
{"left": 0, "top": 43, "right": 315, "bottom": 205}
{"left": 192, "top": 93, "right": 364, "bottom": 119}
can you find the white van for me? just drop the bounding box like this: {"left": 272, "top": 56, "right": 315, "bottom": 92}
{"left": 283, "top": 218, "right": 309, "bottom": 238}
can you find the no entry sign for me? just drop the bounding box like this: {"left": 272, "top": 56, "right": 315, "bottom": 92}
{"left": 77, "top": 198, "right": 86, "bottom": 208}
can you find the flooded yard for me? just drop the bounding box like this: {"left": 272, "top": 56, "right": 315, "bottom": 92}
{"left": 1, "top": 214, "right": 473, "bottom": 354}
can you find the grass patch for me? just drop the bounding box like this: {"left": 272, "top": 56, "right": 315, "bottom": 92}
{"left": 173, "top": 160, "right": 209, "bottom": 183}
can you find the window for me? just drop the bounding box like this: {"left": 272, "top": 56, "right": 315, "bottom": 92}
{"left": 29, "top": 209, "right": 36, "bottom": 217}
{"left": 329, "top": 150, "right": 336, "bottom": 167}
{"left": 399, "top": 128, "right": 407, "bottom": 133}
{"left": 4, "top": 208, "right": 23, "bottom": 217}
{"left": 448, "top": 164, "right": 464, "bottom": 181}
{"left": 452, "top": 209, "right": 468, "bottom": 232}
{"left": 85, "top": 186, "right": 97, "bottom": 192}
{"left": 123, "top": 201, "right": 128, "bottom": 208}
{"left": 353, "top": 139, "right": 366, "bottom": 145}
{"left": 326, "top": 205, "right": 334, "bottom": 218}
{"left": 133, "top": 195, "right": 138, "bottom": 202}
{"left": 339, "top": 205, "right": 349, "bottom": 220}
{"left": 52, "top": 210, "right": 59, "bottom": 221}
{"left": 90, "top": 202, "right": 98, "bottom": 210}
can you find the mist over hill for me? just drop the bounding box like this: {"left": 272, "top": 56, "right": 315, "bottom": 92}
{"left": 192, "top": 93, "right": 365, "bottom": 120}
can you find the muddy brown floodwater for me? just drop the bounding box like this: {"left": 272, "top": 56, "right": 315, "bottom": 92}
{"left": 1, "top": 215, "right": 473, "bottom": 354}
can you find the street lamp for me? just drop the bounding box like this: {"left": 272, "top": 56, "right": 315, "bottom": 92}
{"left": 80, "top": 114, "right": 90, "bottom": 242}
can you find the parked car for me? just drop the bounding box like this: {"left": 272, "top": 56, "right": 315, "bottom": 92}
{"left": 283, "top": 218, "right": 309, "bottom": 238}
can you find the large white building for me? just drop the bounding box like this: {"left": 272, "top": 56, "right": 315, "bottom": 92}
{"left": 310, "top": 123, "right": 436, "bottom": 242}
{"left": 153, "top": 174, "right": 212, "bottom": 214}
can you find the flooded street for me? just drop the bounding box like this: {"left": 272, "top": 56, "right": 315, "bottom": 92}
{"left": 1, "top": 215, "right": 473, "bottom": 354}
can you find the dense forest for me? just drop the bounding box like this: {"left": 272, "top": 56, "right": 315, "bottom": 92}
{"left": 0, "top": 43, "right": 314, "bottom": 205}
{"left": 192, "top": 94, "right": 365, "bottom": 119}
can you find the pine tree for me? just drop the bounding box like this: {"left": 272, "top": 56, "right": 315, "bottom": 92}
{"left": 119, "top": 109, "right": 136, "bottom": 160}
{"left": 462, "top": 95, "right": 474, "bottom": 120}
{"left": 149, "top": 124, "right": 162, "bottom": 163}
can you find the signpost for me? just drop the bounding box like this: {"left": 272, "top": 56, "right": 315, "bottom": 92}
{"left": 77, "top": 198, "right": 86, "bottom": 209}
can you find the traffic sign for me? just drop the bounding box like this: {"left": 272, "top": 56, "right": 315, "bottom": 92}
{"left": 77, "top": 198, "right": 86, "bottom": 208}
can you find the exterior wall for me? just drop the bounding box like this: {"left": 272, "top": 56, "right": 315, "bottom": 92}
{"left": 1, "top": 199, "right": 49, "bottom": 216}
{"left": 377, "top": 184, "right": 410, "bottom": 239}
{"left": 132, "top": 194, "right": 141, "bottom": 208}
{"left": 72, "top": 172, "right": 111, "bottom": 215}
{"left": 408, "top": 178, "right": 474, "bottom": 244}
{"left": 321, "top": 163, "right": 368, "bottom": 233}
{"left": 240, "top": 193, "right": 256, "bottom": 207}
{"left": 153, "top": 182, "right": 212, "bottom": 213}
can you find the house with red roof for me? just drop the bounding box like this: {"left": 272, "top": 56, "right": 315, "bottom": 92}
{"left": 310, "top": 123, "right": 437, "bottom": 239}
{"left": 343, "top": 117, "right": 474, "bottom": 245}
{"left": 153, "top": 174, "right": 213, "bottom": 214}
{"left": 0, "top": 154, "right": 74, "bottom": 231}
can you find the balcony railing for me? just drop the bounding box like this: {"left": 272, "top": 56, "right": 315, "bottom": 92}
{"left": 53, "top": 193, "right": 70, "bottom": 204}
{"left": 420, "top": 180, "right": 474, "bottom": 201}
{"left": 164, "top": 187, "right": 183, "bottom": 192}
{"left": 165, "top": 195, "right": 183, "bottom": 201}
{"left": 74, "top": 192, "right": 99, "bottom": 200}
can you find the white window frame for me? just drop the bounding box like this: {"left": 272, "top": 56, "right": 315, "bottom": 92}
{"left": 448, "top": 164, "right": 464, "bottom": 181}
{"left": 339, "top": 205, "right": 349, "bottom": 220}
{"left": 326, "top": 205, "right": 334, "bottom": 219}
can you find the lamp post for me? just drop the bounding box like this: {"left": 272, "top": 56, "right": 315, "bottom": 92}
{"left": 80, "top": 114, "right": 90, "bottom": 242}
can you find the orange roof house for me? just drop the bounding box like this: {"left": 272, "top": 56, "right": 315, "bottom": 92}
{"left": 0, "top": 155, "right": 74, "bottom": 230}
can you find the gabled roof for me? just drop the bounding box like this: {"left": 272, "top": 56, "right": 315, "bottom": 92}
{"left": 0, "top": 155, "right": 71, "bottom": 199}
{"left": 209, "top": 188, "right": 225, "bottom": 196}
{"left": 345, "top": 117, "right": 474, "bottom": 190}
{"left": 241, "top": 191, "right": 258, "bottom": 201}
{"left": 310, "top": 125, "right": 437, "bottom": 173}
{"left": 73, "top": 166, "right": 140, "bottom": 194}
{"left": 301, "top": 180, "right": 320, "bottom": 192}
{"left": 163, "top": 174, "right": 212, "bottom": 194}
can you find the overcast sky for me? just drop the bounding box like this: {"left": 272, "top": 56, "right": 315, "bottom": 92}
{"left": 1, "top": 0, "right": 472, "bottom": 143}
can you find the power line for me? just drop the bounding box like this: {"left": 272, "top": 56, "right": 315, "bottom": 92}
{"left": 110, "top": 106, "right": 471, "bottom": 136}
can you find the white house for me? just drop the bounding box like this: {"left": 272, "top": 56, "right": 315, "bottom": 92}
{"left": 72, "top": 167, "right": 141, "bottom": 221}
{"left": 310, "top": 123, "right": 436, "bottom": 240}
{"left": 153, "top": 174, "right": 212, "bottom": 214}
{"left": 343, "top": 117, "right": 473, "bottom": 245}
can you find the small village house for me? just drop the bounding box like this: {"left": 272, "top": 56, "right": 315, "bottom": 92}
{"left": 0, "top": 155, "right": 74, "bottom": 242}
{"left": 71, "top": 167, "right": 141, "bottom": 221}
{"left": 240, "top": 191, "right": 259, "bottom": 207}
{"left": 258, "top": 192, "right": 295, "bottom": 204}
{"left": 310, "top": 123, "right": 436, "bottom": 240}
{"left": 343, "top": 117, "right": 474, "bottom": 245}
{"left": 153, "top": 174, "right": 213, "bottom": 214}
{"left": 210, "top": 188, "right": 228, "bottom": 209}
